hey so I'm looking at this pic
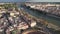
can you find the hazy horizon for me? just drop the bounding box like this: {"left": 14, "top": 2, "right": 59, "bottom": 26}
{"left": 0, "top": 0, "right": 60, "bottom": 2}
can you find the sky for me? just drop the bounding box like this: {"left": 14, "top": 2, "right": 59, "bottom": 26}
{"left": 0, "top": 0, "right": 60, "bottom": 2}
{"left": 26, "top": 0, "right": 60, "bottom": 2}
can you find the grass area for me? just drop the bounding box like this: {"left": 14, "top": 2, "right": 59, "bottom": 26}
{"left": 11, "top": 30, "right": 18, "bottom": 34}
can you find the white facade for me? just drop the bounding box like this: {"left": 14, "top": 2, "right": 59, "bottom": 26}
{"left": 31, "top": 21, "right": 36, "bottom": 27}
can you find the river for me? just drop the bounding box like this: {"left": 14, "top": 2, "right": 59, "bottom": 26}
{"left": 19, "top": 5, "right": 60, "bottom": 27}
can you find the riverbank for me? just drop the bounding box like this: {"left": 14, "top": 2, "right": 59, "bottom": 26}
{"left": 47, "top": 23, "right": 60, "bottom": 30}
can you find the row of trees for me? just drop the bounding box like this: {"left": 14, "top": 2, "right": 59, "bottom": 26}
{"left": 0, "top": 3, "right": 16, "bottom": 9}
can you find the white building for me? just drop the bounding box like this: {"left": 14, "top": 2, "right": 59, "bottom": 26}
{"left": 31, "top": 21, "right": 36, "bottom": 27}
